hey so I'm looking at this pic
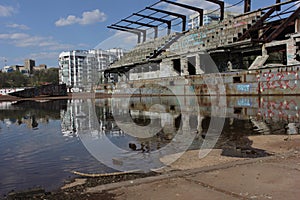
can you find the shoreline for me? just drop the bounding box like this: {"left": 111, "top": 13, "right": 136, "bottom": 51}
{"left": 0, "top": 92, "right": 114, "bottom": 102}
{"left": 5, "top": 134, "right": 300, "bottom": 199}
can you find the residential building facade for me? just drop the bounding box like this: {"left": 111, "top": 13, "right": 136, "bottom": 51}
{"left": 188, "top": 10, "right": 239, "bottom": 29}
{"left": 59, "top": 48, "right": 123, "bottom": 92}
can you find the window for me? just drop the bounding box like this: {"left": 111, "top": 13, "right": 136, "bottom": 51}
{"left": 233, "top": 76, "right": 242, "bottom": 83}
{"left": 172, "top": 59, "right": 181, "bottom": 74}
{"left": 188, "top": 56, "right": 196, "bottom": 75}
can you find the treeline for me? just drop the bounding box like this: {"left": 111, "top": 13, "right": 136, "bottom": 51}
{"left": 0, "top": 68, "right": 59, "bottom": 88}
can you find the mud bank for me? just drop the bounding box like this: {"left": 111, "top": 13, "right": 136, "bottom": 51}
{"left": 6, "top": 134, "right": 300, "bottom": 200}
{"left": 4, "top": 172, "right": 157, "bottom": 200}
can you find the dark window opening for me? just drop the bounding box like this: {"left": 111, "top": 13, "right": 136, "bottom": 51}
{"left": 188, "top": 56, "right": 196, "bottom": 75}
{"left": 170, "top": 105, "right": 175, "bottom": 111}
{"left": 233, "top": 76, "right": 242, "bottom": 83}
{"left": 234, "top": 107, "right": 242, "bottom": 114}
{"left": 172, "top": 59, "right": 181, "bottom": 74}
{"left": 174, "top": 114, "right": 182, "bottom": 131}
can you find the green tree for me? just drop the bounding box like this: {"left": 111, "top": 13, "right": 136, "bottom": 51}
{"left": 30, "top": 68, "right": 59, "bottom": 86}
{"left": 0, "top": 68, "right": 59, "bottom": 88}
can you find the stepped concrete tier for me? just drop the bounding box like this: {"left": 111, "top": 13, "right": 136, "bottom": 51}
{"left": 102, "top": 1, "right": 300, "bottom": 96}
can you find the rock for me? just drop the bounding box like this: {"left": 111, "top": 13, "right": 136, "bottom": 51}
{"left": 61, "top": 178, "right": 87, "bottom": 190}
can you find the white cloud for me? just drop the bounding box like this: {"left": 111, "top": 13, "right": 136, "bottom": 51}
{"left": 0, "top": 5, "right": 16, "bottom": 17}
{"left": 7, "top": 23, "right": 30, "bottom": 30}
{"left": 55, "top": 9, "right": 107, "bottom": 27}
{"left": 0, "top": 32, "right": 75, "bottom": 51}
{"left": 29, "top": 52, "right": 60, "bottom": 60}
{"left": 0, "top": 33, "right": 29, "bottom": 40}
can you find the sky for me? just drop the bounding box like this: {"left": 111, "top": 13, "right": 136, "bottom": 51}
{"left": 0, "top": 0, "right": 291, "bottom": 67}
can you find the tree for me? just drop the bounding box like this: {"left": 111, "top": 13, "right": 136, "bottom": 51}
{"left": 0, "top": 68, "right": 59, "bottom": 88}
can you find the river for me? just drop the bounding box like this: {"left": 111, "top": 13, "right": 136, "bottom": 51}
{"left": 0, "top": 96, "right": 299, "bottom": 196}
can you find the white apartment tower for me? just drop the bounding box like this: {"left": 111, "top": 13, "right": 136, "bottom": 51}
{"left": 188, "top": 10, "right": 240, "bottom": 29}
{"left": 59, "top": 48, "right": 123, "bottom": 92}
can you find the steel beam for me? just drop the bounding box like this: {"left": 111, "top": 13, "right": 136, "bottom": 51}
{"left": 237, "top": 7, "right": 276, "bottom": 41}
{"left": 205, "top": 0, "right": 225, "bottom": 21}
{"left": 110, "top": 24, "right": 147, "bottom": 42}
{"left": 265, "top": 6, "right": 300, "bottom": 43}
{"left": 244, "top": 0, "right": 251, "bottom": 13}
{"left": 276, "top": 0, "right": 281, "bottom": 11}
{"left": 133, "top": 13, "right": 172, "bottom": 34}
{"left": 146, "top": 7, "right": 187, "bottom": 31}
{"left": 122, "top": 19, "right": 159, "bottom": 38}
{"left": 107, "top": 26, "right": 142, "bottom": 43}
{"left": 160, "top": 0, "right": 203, "bottom": 26}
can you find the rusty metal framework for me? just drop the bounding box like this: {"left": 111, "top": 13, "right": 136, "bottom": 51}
{"left": 104, "top": 0, "right": 300, "bottom": 79}
{"left": 133, "top": 13, "right": 172, "bottom": 34}
{"left": 238, "top": 0, "right": 300, "bottom": 43}
{"left": 108, "top": 0, "right": 300, "bottom": 44}
{"left": 161, "top": 0, "right": 204, "bottom": 26}
{"left": 107, "top": 26, "right": 142, "bottom": 43}
{"left": 145, "top": 7, "right": 187, "bottom": 32}
{"left": 108, "top": 0, "right": 226, "bottom": 43}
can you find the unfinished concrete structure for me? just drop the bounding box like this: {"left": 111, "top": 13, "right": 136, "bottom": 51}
{"left": 101, "top": 0, "right": 300, "bottom": 96}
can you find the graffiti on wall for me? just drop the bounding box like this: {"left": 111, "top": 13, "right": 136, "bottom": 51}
{"left": 170, "top": 32, "right": 206, "bottom": 52}
{"left": 236, "top": 84, "right": 251, "bottom": 92}
{"left": 258, "top": 70, "right": 299, "bottom": 92}
{"left": 258, "top": 98, "right": 300, "bottom": 122}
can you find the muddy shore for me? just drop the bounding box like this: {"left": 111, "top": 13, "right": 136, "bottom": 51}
{"left": 3, "top": 134, "right": 300, "bottom": 200}
{"left": 4, "top": 172, "right": 157, "bottom": 200}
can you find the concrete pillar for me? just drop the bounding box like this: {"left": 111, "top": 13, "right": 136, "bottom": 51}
{"left": 197, "top": 115, "right": 205, "bottom": 133}
{"left": 161, "top": 113, "right": 176, "bottom": 139}
{"left": 181, "top": 57, "right": 189, "bottom": 76}
{"left": 295, "top": 18, "right": 300, "bottom": 33}
{"left": 182, "top": 113, "right": 190, "bottom": 131}
{"left": 196, "top": 54, "right": 205, "bottom": 74}
{"left": 262, "top": 44, "right": 268, "bottom": 56}
{"left": 287, "top": 38, "right": 300, "bottom": 66}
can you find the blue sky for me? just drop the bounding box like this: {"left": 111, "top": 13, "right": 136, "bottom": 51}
{"left": 0, "top": 0, "right": 287, "bottom": 67}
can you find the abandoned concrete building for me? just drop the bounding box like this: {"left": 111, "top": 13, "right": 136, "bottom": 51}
{"left": 99, "top": 0, "right": 300, "bottom": 96}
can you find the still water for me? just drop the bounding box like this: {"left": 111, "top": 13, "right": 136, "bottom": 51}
{"left": 0, "top": 96, "right": 299, "bottom": 195}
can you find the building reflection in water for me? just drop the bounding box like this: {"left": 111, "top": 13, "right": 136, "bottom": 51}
{"left": 60, "top": 96, "right": 300, "bottom": 171}
{"left": 0, "top": 100, "right": 66, "bottom": 129}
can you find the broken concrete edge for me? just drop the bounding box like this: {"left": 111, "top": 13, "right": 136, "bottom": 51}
{"left": 85, "top": 150, "right": 299, "bottom": 194}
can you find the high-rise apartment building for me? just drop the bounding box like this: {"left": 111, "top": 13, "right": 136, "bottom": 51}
{"left": 59, "top": 48, "right": 123, "bottom": 92}
{"left": 188, "top": 10, "right": 239, "bottom": 29}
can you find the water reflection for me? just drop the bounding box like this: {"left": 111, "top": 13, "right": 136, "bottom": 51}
{"left": 60, "top": 96, "right": 300, "bottom": 172}
{"left": 0, "top": 96, "right": 300, "bottom": 195}
{"left": 0, "top": 100, "right": 111, "bottom": 196}
{"left": 0, "top": 100, "right": 65, "bottom": 129}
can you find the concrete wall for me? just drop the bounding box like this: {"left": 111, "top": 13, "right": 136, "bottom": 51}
{"left": 108, "top": 65, "right": 300, "bottom": 96}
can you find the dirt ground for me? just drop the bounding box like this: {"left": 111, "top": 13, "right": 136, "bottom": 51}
{"left": 159, "top": 134, "right": 300, "bottom": 171}
{"left": 249, "top": 134, "right": 300, "bottom": 154}
{"left": 159, "top": 149, "right": 245, "bottom": 171}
